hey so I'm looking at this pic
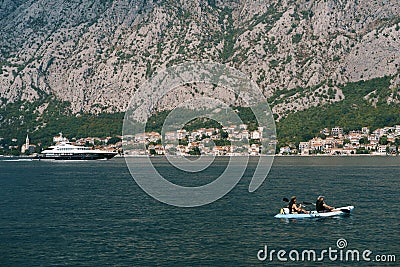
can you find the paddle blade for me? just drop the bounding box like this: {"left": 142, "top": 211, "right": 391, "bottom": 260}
{"left": 283, "top": 198, "right": 289, "bottom": 202}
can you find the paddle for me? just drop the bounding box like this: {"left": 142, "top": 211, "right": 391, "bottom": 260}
{"left": 284, "top": 198, "right": 307, "bottom": 209}
{"left": 340, "top": 208, "right": 351, "bottom": 213}
{"left": 303, "top": 201, "right": 351, "bottom": 213}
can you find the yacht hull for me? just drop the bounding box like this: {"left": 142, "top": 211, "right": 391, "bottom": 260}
{"left": 37, "top": 153, "right": 117, "bottom": 160}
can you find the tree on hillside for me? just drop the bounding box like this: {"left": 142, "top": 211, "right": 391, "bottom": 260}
{"left": 107, "top": 136, "right": 122, "bottom": 144}
{"left": 221, "top": 131, "right": 229, "bottom": 139}
{"left": 359, "top": 137, "right": 369, "bottom": 144}
{"left": 379, "top": 136, "right": 388, "bottom": 145}
{"left": 395, "top": 138, "right": 400, "bottom": 146}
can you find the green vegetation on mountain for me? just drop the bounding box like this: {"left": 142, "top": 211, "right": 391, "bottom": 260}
{"left": 1, "top": 76, "right": 399, "bottom": 154}
{"left": 144, "top": 106, "right": 259, "bottom": 134}
{"left": 277, "top": 76, "right": 400, "bottom": 146}
{"left": 0, "top": 97, "right": 123, "bottom": 149}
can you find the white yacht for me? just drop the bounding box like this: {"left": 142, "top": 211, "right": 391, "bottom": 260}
{"left": 38, "top": 142, "right": 117, "bottom": 160}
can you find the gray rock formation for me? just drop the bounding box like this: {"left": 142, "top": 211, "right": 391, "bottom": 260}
{"left": 0, "top": 0, "right": 399, "bottom": 119}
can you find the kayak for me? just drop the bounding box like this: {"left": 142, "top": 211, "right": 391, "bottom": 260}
{"left": 274, "top": 206, "right": 354, "bottom": 219}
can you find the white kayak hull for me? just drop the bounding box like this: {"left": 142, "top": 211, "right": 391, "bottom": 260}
{"left": 274, "top": 206, "right": 354, "bottom": 219}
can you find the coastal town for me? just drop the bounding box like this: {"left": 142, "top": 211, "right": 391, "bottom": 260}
{"left": 122, "top": 124, "right": 270, "bottom": 156}
{"left": 1, "top": 124, "right": 400, "bottom": 157}
{"left": 280, "top": 125, "right": 400, "bottom": 156}
{"left": 123, "top": 124, "right": 400, "bottom": 156}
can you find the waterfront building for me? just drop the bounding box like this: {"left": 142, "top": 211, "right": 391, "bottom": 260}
{"left": 362, "top": 127, "right": 370, "bottom": 135}
{"left": 21, "top": 134, "right": 36, "bottom": 154}
{"left": 251, "top": 130, "right": 262, "bottom": 140}
{"left": 331, "top": 127, "right": 344, "bottom": 137}
{"left": 298, "top": 142, "right": 310, "bottom": 155}
{"left": 53, "top": 132, "right": 69, "bottom": 143}
{"left": 395, "top": 125, "right": 400, "bottom": 135}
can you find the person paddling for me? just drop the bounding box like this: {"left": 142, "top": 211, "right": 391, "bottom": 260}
{"left": 288, "top": 196, "right": 309, "bottom": 214}
{"left": 316, "top": 196, "right": 334, "bottom": 212}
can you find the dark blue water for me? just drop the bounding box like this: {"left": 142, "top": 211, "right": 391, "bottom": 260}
{"left": 0, "top": 157, "right": 399, "bottom": 266}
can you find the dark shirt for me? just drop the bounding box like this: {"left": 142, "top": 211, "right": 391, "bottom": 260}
{"left": 316, "top": 199, "right": 327, "bottom": 212}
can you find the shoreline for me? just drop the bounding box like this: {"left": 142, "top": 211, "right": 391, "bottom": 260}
{"left": 1, "top": 154, "right": 399, "bottom": 158}
{"left": 274, "top": 153, "right": 398, "bottom": 157}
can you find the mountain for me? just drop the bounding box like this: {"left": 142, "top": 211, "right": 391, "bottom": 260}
{"left": 0, "top": 0, "right": 399, "bottom": 143}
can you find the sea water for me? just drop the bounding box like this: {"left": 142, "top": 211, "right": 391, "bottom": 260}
{"left": 0, "top": 157, "right": 399, "bottom": 266}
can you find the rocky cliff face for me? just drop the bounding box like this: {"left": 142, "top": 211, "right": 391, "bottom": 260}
{"left": 0, "top": 0, "right": 399, "bottom": 119}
